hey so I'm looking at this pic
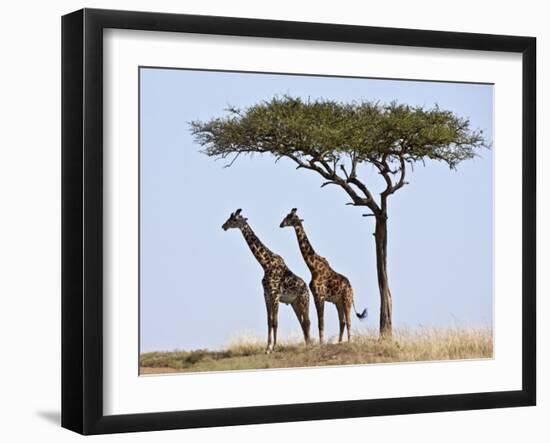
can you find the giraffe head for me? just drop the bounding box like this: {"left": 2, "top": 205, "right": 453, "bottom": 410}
{"left": 280, "top": 208, "right": 303, "bottom": 228}
{"left": 222, "top": 208, "right": 248, "bottom": 231}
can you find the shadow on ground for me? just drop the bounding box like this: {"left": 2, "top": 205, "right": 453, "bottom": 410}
{"left": 36, "top": 410, "right": 60, "bottom": 426}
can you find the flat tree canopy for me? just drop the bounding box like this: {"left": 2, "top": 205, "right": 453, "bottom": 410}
{"left": 190, "top": 96, "right": 488, "bottom": 216}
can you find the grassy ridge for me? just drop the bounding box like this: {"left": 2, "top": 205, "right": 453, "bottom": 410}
{"left": 140, "top": 327, "right": 492, "bottom": 375}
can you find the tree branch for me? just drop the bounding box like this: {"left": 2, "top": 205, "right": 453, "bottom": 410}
{"left": 340, "top": 157, "right": 379, "bottom": 210}
{"left": 340, "top": 164, "right": 350, "bottom": 180}
{"left": 347, "top": 176, "right": 378, "bottom": 205}
{"left": 350, "top": 153, "right": 358, "bottom": 178}
{"left": 371, "top": 156, "right": 394, "bottom": 193}
{"left": 382, "top": 155, "right": 408, "bottom": 197}
{"left": 223, "top": 152, "right": 242, "bottom": 168}
{"left": 319, "top": 159, "right": 335, "bottom": 176}
{"left": 392, "top": 156, "right": 408, "bottom": 192}
{"left": 283, "top": 152, "right": 379, "bottom": 213}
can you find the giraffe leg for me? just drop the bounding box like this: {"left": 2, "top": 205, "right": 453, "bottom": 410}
{"left": 271, "top": 301, "right": 279, "bottom": 351}
{"left": 336, "top": 302, "right": 345, "bottom": 343}
{"left": 263, "top": 284, "right": 273, "bottom": 354}
{"left": 302, "top": 289, "right": 311, "bottom": 345}
{"left": 302, "top": 303, "right": 311, "bottom": 345}
{"left": 314, "top": 297, "right": 325, "bottom": 345}
{"left": 303, "top": 315, "right": 311, "bottom": 345}
{"left": 292, "top": 300, "right": 310, "bottom": 345}
{"left": 344, "top": 301, "right": 352, "bottom": 342}
{"left": 266, "top": 312, "right": 273, "bottom": 354}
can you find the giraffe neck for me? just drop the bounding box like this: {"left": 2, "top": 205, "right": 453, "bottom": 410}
{"left": 240, "top": 224, "right": 275, "bottom": 270}
{"left": 294, "top": 223, "right": 319, "bottom": 271}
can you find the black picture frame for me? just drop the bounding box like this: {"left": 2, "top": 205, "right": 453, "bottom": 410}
{"left": 61, "top": 8, "right": 536, "bottom": 435}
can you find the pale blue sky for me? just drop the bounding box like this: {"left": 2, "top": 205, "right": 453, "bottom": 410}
{"left": 139, "top": 68, "right": 493, "bottom": 352}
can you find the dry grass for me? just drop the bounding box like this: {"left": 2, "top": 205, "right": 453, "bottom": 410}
{"left": 139, "top": 327, "right": 492, "bottom": 375}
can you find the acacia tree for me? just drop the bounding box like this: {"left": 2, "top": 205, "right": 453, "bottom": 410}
{"left": 190, "top": 96, "right": 488, "bottom": 338}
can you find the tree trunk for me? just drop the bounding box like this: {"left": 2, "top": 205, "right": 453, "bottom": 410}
{"left": 374, "top": 215, "right": 393, "bottom": 339}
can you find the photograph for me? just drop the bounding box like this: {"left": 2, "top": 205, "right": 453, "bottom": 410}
{"left": 138, "top": 67, "right": 494, "bottom": 375}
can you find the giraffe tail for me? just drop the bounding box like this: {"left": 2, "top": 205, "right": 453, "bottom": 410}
{"left": 355, "top": 308, "right": 368, "bottom": 320}
{"left": 353, "top": 300, "right": 368, "bottom": 320}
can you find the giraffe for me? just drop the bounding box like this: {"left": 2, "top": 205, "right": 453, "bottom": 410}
{"left": 280, "top": 208, "right": 367, "bottom": 344}
{"left": 222, "top": 209, "right": 311, "bottom": 353}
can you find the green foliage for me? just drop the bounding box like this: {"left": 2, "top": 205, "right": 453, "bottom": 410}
{"left": 190, "top": 95, "right": 489, "bottom": 170}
